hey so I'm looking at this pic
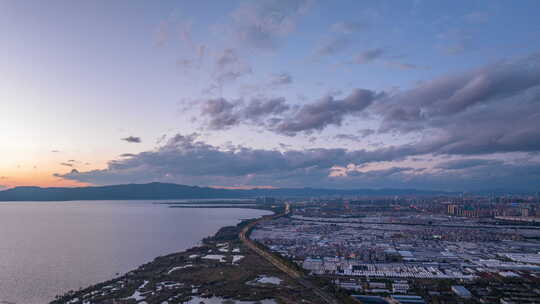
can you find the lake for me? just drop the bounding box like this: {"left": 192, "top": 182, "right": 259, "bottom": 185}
{"left": 0, "top": 200, "right": 271, "bottom": 304}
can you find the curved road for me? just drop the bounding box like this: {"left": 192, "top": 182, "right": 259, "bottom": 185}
{"left": 239, "top": 203, "right": 341, "bottom": 304}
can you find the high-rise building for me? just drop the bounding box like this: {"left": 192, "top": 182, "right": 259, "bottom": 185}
{"left": 447, "top": 204, "right": 458, "bottom": 215}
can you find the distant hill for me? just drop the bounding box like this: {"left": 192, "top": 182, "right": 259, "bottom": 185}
{"left": 0, "top": 182, "right": 452, "bottom": 201}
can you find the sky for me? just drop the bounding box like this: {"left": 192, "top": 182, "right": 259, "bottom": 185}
{"left": 1, "top": 0, "right": 540, "bottom": 191}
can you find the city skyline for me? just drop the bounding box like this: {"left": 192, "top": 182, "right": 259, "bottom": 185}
{"left": 2, "top": 0, "right": 540, "bottom": 191}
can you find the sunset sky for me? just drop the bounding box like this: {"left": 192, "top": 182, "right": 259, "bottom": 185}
{"left": 1, "top": 0, "right": 540, "bottom": 191}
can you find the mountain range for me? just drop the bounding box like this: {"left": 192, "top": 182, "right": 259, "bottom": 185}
{"left": 0, "top": 182, "right": 453, "bottom": 201}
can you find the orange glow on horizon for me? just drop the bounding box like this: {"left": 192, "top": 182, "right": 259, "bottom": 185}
{"left": 0, "top": 156, "right": 110, "bottom": 189}
{"left": 0, "top": 172, "right": 90, "bottom": 189}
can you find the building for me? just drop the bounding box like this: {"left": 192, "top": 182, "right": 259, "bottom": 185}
{"left": 392, "top": 282, "right": 409, "bottom": 293}
{"left": 390, "top": 295, "right": 426, "bottom": 304}
{"left": 447, "top": 204, "right": 458, "bottom": 215}
{"left": 451, "top": 285, "right": 472, "bottom": 299}
{"left": 352, "top": 295, "right": 389, "bottom": 304}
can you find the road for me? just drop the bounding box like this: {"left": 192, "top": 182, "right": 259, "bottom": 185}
{"left": 239, "top": 203, "right": 341, "bottom": 304}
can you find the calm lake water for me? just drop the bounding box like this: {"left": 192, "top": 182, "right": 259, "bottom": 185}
{"left": 0, "top": 200, "right": 271, "bottom": 304}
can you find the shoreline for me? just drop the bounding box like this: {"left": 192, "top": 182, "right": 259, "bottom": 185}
{"left": 49, "top": 204, "right": 334, "bottom": 304}
{"left": 50, "top": 216, "right": 258, "bottom": 303}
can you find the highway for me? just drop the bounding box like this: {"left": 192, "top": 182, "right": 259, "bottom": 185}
{"left": 239, "top": 203, "right": 342, "bottom": 304}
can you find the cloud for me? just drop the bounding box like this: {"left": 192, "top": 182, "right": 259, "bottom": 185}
{"left": 278, "top": 143, "right": 291, "bottom": 149}
{"left": 122, "top": 136, "right": 142, "bottom": 143}
{"left": 55, "top": 133, "right": 540, "bottom": 191}
{"left": 353, "top": 49, "right": 428, "bottom": 69}
{"left": 316, "top": 36, "right": 351, "bottom": 56}
{"left": 202, "top": 52, "right": 540, "bottom": 157}
{"left": 212, "top": 48, "right": 252, "bottom": 85}
{"left": 199, "top": 88, "right": 383, "bottom": 136}
{"left": 201, "top": 96, "right": 290, "bottom": 130}
{"left": 269, "top": 72, "right": 292, "bottom": 86}
{"left": 227, "top": 0, "right": 312, "bottom": 50}
{"left": 55, "top": 133, "right": 418, "bottom": 186}
{"left": 355, "top": 48, "right": 384, "bottom": 64}
{"left": 334, "top": 134, "right": 360, "bottom": 141}
{"left": 238, "top": 72, "right": 293, "bottom": 96}
{"left": 377, "top": 53, "right": 540, "bottom": 122}
{"left": 165, "top": 52, "right": 540, "bottom": 190}
{"left": 201, "top": 98, "right": 240, "bottom": 129}
{"left": 374, "top": 52, "right": 540, "bottom": 155}
{"left": 435, "top": 158, "right": 503, "bottom": 170}
{"left": 384, "top": 61, "right": 429, "bottom": 70}
{"left": 239, "top": 72, "right": 294, "bottom": 96}
{"left": 275, "top": 88, "right": 381, "bottom": 135}
{"left": 334, "top": 129, "right": 375, "bottom": 141}
{"left": 243, "top": 97, "right": 290, "bottom": 118}
{"left": 120, "top": 153, "right": 137, "bottom": 158}
{"left": 359, "top": 129, "right": 375, "bottom": 137}
{"left": 331, "top": 21, "right": 365, "bottom": 34}
{"left": 60, "top": 162, "right": 74, "bottom": 167}
{"left": 55, "top": 133, "right": 339, "bottom": 185}
{"left": 216, "top": 48, "right": 239, "bottom": 68}
{"left": 335, "top": 161, "right": 540, "bottom": 192}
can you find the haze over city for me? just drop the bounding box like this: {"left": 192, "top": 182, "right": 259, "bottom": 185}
{"left": 2, "top": 0, "right": 540, "bottom": 191}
